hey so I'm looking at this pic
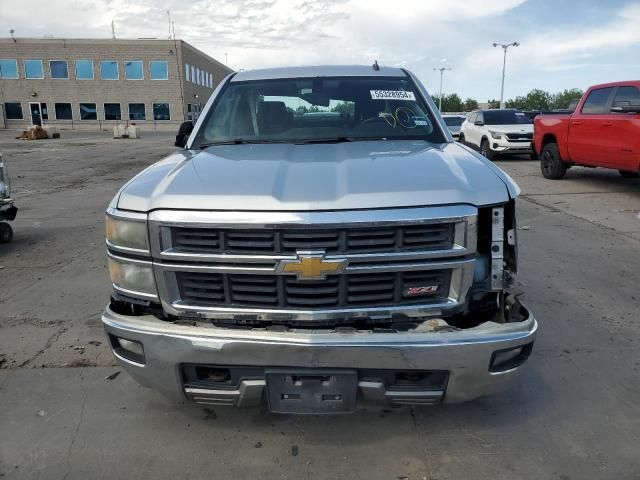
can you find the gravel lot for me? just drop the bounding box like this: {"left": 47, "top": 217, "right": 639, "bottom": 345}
{"left": 1, "top": 130, "right": 639, "bottom": 479}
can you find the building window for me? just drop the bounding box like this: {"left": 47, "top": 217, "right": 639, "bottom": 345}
{"left": 150, "top": 61, "right": 168, "bottom": 80}
{"left": 190, "top": 65, "right": 195, "bottom": 84}
{"left": 24, "top": 60, "right": 44, "bottom": 79}
{"left": 49, "top": 60, "right": 69, "bottom": 79}
{"left": 79, "top": 103, "right": 97, "bottom": 120}
{"left": 75, "top": 60, "right": 94, "bottom": 80}
{"left": 100, "top": 60, "right": 118, "bottom": 80}
{"left": 55, "top": 103, "right": 73, "bottom": 120}
{"left": 209, "top": 73, "right": 213, "bottom": 88}
{"left": 0, "top": 59, "right": 19, "bottom": 78}
{"left": 194, "top": 67, "right": 199, "bottom": 85}
{"left": 104, "top": 103, "right": 121, "bottom": 120}
{"left": 4, "top": 102, "right": 23, "bottom": 119}
{"left": 185, "top": 63, "right": 190, "bottom": 82}
{"left": 124, "top": 61, "right": 143, "bottom": 80}
{"left": 153, "top": 103, "right": 170, "bottom": 120}
{"left": 128, "top": 103, "right": 146, "bottom": 120}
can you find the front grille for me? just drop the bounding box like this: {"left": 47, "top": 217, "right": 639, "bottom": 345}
{"left": 176, "top": 270, "right": 452, "bottom": 309}
{"left": 170, "top": 224, "right": 455, "bottom": 255}
{"left": 505, "top": 132, "right": 533, "bottom": 141}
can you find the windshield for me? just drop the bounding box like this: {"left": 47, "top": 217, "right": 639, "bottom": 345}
{"left": 443, "top": 116, "right": 465, "bottom": 126}
{"left": 194, "top": 76, "right": 445, "bottom": 146}
{"left": 483, "top": 110, "right": 531, "bottom": 125}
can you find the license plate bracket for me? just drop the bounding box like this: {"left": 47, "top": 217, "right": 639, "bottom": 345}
{"left": 266, "top": 369, "right": 357, "bottom": 414}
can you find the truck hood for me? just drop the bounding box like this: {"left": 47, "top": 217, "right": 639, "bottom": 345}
{"left": 115, "top": 140, "right": 516, "bottom": 212}
{"left": 485, "top": 124, "right": 533, "bottom": 134}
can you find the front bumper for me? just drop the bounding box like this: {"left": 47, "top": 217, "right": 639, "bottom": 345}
{"left": 102, "top": 303, "right": 537, "bottom": 410}
{"left": 490, "top": 139, "right": 532, "bottom": 155}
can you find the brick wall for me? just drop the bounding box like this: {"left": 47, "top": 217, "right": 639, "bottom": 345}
{"left": 0, "top": 38, "right": 232, "bottom": 132}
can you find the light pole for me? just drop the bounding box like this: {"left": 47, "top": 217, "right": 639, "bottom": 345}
{"left": 432, "top": 67, "right": 451, "bottom": 111}
{"left": 493, "top": 41, "right": 519, "bottom": 109}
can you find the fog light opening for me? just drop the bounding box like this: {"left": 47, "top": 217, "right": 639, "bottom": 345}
{"left": 196, "top": 367, "right": 231, "bottom": 383}
{"left": 489, "top": 343, "right": 533, "bottom": 373}
{"left": 109, "top": 334, "right": 145, "bottom": 365}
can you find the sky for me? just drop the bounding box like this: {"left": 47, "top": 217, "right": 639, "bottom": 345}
{"left": 1, "top": 0, "right": 639, "bottom": 101}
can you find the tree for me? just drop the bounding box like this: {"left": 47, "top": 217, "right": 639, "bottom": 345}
{"left": 506, "top": 89, "right": 551, "bottom": 111}
{"left": 550, "top": 88, "right": 583, "bottom": 110}
{"left": 331, "top": 101, "right": 354, "bottom": 116}
{"left": 432, "top": 93, "right": 464, "bottom": 112}
{"left": 505, "top": 88, "right": 583, "bottom": 111}
{"left": 463, "top": 98, "right": 479, "bottom": 111}
{"left": 488, "top": 99, "right": 500, "bottom": 109}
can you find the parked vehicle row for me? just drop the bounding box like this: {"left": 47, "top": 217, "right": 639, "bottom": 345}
{"left": 446, "top": 82, "right": 639, "bottom": 182}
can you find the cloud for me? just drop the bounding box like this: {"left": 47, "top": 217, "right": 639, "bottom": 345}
{"left": 5, "top": 0, "right": 639, "bottom": 99}
{"left": 464, "top": 2, "right": 640, "bottom": 73}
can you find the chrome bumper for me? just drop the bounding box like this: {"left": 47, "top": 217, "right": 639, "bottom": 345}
{"left": 102, "top": 304, "right": 537, "bottom": 408}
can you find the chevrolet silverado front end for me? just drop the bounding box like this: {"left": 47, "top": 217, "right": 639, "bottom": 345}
{"left": 102, "top": 65, "right": 537, "bottom": 414}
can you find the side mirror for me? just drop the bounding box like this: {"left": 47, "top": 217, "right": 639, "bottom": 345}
{"left": 611, "top": 102, "right": 640, "bottom": 114}
{"left": 174, "top": 121, "right": 194, "bottom": 148}
{"left": 474, "top": 120, "right": 484, "bottom": 126}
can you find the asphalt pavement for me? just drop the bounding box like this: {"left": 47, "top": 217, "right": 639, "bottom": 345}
{"left": 1, "top": 131, "right": 639, "bottom": 479}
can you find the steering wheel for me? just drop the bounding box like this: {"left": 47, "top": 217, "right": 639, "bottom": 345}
{"left": 358, "top": 114, "right": 396, "bottom": 128}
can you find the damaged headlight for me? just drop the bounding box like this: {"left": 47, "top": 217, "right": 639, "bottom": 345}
{"left": 106, "top": 209, "right": 149, "bottom": 252}
{"left": 108, "top": 256, "right": 157, "bottom": 298}
{"left": 105, "top": 208, "right": 156, "bottom": 300}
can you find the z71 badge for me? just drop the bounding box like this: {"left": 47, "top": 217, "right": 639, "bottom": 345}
{"left": 404, "top": 285, "right": 439, "bottom": 297}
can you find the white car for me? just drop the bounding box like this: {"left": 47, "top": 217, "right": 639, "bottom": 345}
{"left": 441, "top": 114, "right": 466, "bottom": 140}
{"left": 459, "top": 109, "right": 534, "bottom": 160}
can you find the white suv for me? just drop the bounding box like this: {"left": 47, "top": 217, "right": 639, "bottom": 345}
{"left": 459, "top": 109, "right": 534, "bottom": 160}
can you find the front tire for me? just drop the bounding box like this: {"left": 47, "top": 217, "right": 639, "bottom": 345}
{"left": 619, "top": 170, "right": 639, "bottom": 178}
{"left": 481, "top": 139, "right": 496, "bottom": 160}
{"left": 0, "top": 222, "right": 13, "bottom": 243}
{"left": 540, "top": 143, "right": 567, "bottom": 179}
{"left": 458, "top": 133, "right": 465, "bottom": 144}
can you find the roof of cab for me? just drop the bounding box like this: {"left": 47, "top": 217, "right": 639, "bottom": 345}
{"left": 231, "top": 65, "right": 408, "bottom": 82}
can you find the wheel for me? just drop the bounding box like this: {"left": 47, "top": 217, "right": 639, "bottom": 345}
{"left": 0, "top": 222, "right": 13, "bottom": 243}
{"left": 458, "top": 133, "right": 465, "bottom": 144}
{"left": 540, "top": 143, "right": 567, "bottom": 179}
{"left": 619, "top": 170, "right": 639, "bottom": 178}
{"left": 480, "top": 139, "right": 496, "bottom": 160}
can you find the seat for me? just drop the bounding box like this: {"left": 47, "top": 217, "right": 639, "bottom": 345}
{"left": 257, "top": 101, "right": 292, "bottom": 135}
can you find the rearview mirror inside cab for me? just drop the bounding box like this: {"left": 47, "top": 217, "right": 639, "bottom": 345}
{"left": 175, "top": 121, "right": 194, "bottom": 148}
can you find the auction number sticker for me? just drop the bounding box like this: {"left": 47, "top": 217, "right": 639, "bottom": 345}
{"left": 370, "top": 90, "right": 416, "bottom": 101}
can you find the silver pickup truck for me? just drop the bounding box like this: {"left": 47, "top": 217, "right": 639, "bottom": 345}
{"left": 103, "top": 65, "right": 537, "bottom": 414}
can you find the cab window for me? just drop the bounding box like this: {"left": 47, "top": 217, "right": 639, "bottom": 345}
{"left": 581, "top": 87, "right": 614, "bottom": 114}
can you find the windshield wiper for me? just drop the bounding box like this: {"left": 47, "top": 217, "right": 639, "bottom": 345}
{"left": 294, "top": 136, "right": 388, "bottom": 144}
{"left": 199, "top": 139, "right": 284, "bottom": 148}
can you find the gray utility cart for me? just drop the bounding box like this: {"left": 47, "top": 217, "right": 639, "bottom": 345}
{"left": 0, "top": 153, "right": 17, "bottom": 243}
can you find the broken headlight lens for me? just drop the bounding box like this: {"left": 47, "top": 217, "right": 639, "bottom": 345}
{"left": 108, "top": 257, "right": 157, "bottom": 297}
{"left": 106, "top": 214, "right": 148, "bottom": 251}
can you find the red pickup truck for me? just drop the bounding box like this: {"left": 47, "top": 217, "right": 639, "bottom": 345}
{"left": 533, "top": 81, "right": 640, "bottom": 179}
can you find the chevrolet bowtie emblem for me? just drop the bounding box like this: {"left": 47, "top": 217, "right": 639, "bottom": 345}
{"left": 277, "top": 251, "right": 348, "bottom": 280}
